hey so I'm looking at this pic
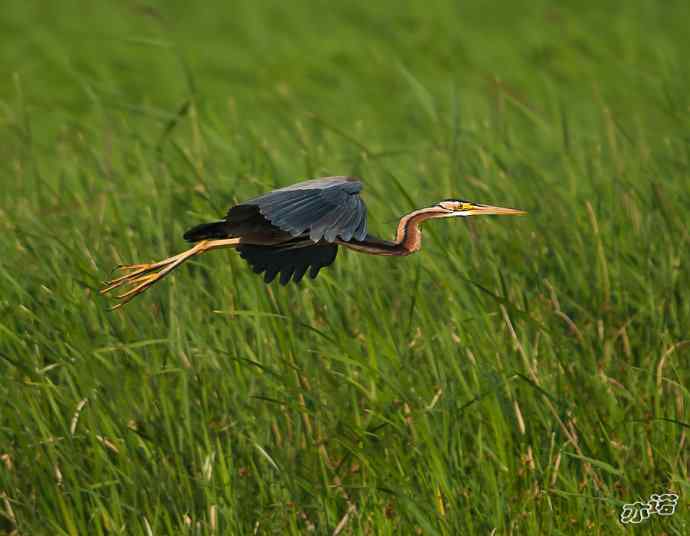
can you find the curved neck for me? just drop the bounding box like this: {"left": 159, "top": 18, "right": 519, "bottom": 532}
{"left": 338, "top": 208, "right": 445, "bottom": 256}
{"left": 394, "top": 208, "right": 441, "bottom": 254}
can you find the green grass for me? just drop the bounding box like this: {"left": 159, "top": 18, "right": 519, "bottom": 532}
{"left": 1, "top": 0, "right": 689, "bottom": 534}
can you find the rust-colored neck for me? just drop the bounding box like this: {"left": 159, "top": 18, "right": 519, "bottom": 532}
{"left": 394, "top": 208, "right": 444, "bottom": 254}
{"left": 338, "top": 207, "right": 446, "bottom": 256}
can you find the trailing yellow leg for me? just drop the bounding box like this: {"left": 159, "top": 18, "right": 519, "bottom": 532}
{"left": 100, "top": 238, "right": 240, "bottom": 310}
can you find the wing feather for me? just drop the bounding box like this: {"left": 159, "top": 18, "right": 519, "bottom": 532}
{"left": 309, "top": 202, "right": 350, "bottom": 242}
{"left": 353, "top": 198, "right": 368, "bottom": 240}
{"left": 230, "top": 177, "right": 368, "bottom": 242}
{"left": 324, "top": 198, "right": 358, "bottom": 242}
{"left": 237, "top": 242, "right": 338, "bottom": 285}
{"left": 334, "top": 197, "right": 362, "bottom": 241}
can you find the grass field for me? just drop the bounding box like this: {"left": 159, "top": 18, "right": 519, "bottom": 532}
{"left": 1, "top": 1, "right": 689, "bottom": 534}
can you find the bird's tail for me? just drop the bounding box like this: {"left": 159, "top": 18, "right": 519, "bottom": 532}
{"left": 183, "top": 220, "right": 229, "bottom": 242}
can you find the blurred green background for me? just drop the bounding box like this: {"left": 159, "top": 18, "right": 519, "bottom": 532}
{"left": 1, "top": 1, "right": 689, "bottom": 534}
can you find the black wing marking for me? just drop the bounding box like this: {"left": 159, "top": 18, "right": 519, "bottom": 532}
{"left": 237, "top": 243, "right": 338, "bottom": 285}
{"left": 227, "top": 177, "right": 368, "bottom": 243}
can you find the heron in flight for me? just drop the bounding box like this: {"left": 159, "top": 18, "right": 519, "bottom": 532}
{"left": 101, "top": 177, "right": 525, "bottom": 309}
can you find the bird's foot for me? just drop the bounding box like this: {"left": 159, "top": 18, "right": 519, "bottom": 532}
{"left": 99, "top": 239, "right": 238, "bottom": 310}
{"left": 100, "top": 252, "right": 189, "bottom": 309}
{"left": 108, "top": 272, "right": 162, "bottom": 310}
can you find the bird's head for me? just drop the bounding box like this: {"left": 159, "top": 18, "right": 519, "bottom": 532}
{"left": 433, "top": 199, "right": 527, "bottom": 218}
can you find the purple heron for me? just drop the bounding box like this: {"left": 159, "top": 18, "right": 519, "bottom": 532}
{"left": 101, "top": 176, "right": 525, "bottom": 309}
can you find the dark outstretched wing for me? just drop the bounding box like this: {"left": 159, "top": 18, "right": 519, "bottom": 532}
{"left": 237, "top": 242, "right": 338, "bottom": 285}
{"left": 226, "top": 177, "right": 368, "bottom": 243}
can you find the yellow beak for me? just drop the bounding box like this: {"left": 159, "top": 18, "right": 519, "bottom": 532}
{"left": 466, "top": 203, "right": 527, "bottom": 216}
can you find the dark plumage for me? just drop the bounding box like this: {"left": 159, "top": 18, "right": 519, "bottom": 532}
{"left": 183, "top": 176, "right": 366, "bottom": 284}
{"left": 101, "top": 176, "right": 526, "bottom": 309}
{"left": 238, "top": 177, "right": 367, "bottom": 242}
{"left": 237, "top": 242, "right": 338, "bottom": 284}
